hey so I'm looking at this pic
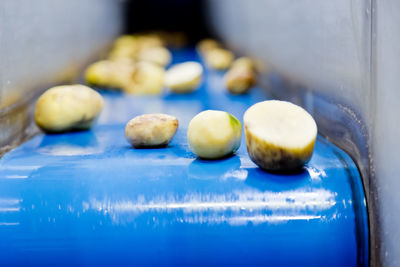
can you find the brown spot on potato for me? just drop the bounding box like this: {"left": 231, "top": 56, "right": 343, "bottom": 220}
{"left": 225, "top": 68, "right": 257, "bottom": 94}
{"left": 244, "top": 127, "right": 314, "bottom": 171}
{"left": 125, "top": 113, "right": 179, "bottom": 148}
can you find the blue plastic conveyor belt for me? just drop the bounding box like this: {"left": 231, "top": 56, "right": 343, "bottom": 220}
{"left": 0, "top": 48, "right": 368, "bottom": 266}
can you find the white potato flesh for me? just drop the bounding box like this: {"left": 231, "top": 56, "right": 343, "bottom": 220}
{"left": 34, "top": 85, "right": 103, "bottom": 133}
{"left": 243, "top": 100, "right": 317, "bottom": 171}
{"left": 125, "top": 114, "right": 178, "bottom": 148}
{"left": 164, "top": 62, "right": 203, "bottom": 93}
{"left": 187, "top": 110, "right": 242, "bottom": 159}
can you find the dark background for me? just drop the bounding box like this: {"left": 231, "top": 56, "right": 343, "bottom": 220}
{"left": 123, "top": 0, "right": 211, "bottom": 44}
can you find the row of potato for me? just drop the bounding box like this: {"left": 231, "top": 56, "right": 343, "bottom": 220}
{"left": 35, "top": 84, "right": 317, "bottom": 172}
{"left": 33, "top": 33, "right": 317, "bottom": 172}
{"left": 85, "top": 34, "right": 258, "bottom": 95}
{"left": 197, "top": 38, "right": 258, "bottom": 94}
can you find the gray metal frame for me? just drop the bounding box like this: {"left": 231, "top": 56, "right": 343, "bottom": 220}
{"left": 206, "top": 0, "right": 400, "bottom": 265}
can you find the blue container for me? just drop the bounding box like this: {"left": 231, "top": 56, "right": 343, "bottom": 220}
{"left": 0, "top": 49, "right": 368, "bottom": 266}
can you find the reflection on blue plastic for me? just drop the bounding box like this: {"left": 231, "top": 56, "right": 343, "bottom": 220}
{"left": 0, "top": 48, "right": 368, "bottom": 266}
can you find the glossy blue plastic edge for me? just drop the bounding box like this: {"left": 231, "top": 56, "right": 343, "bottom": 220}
{"left": 0, "top": 48, "right": 368, "bottom": 266}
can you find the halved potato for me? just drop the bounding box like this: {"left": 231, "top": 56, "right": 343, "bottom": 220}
{"left": 204, "top": 48, "right": 234, "bottom": 70}
{"left": 243, "top": 100, "right": 317, "bottom": 171}
{"left": 187, "top": 110, "right": 241, "bottom": 159}
{"left": 164, "top": 62, "right": 203, "bottom": 93}
{"left": 35, "top": 85, "right": 103, "bottom": 133}
{"left": 125, "top": 114, "right": 178, "bottom": 148}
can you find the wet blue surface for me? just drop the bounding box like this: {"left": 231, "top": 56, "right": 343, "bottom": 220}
{"left": 0, "top": 48, "right": 368, "bottom": 266}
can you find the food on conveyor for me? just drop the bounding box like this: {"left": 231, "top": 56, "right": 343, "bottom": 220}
{"left": 108, "top": 34, "right": 165, "bottom": 61}
{"left": 196, "top": 38, "right": 221, "bottom": 55}
{"left": 108, "top": 42, "right": 137, "bottom": 61}
{"left": 125, "top": 114, "right": 179, "bottom": 148}
{"left": 187, "top": 110, "right": 241, "bottom": 159}
{"left": 86, "top": 33, "right": 171, "bottom": 94}
{"left": 243, "top": 100, "right": 317, "bottom": 171}
{"left": 224, "top": 57, "right": 258, "bottom": 94}
{"left": 231, "top": 57, "right": 256, "bottom": 71}
{"left": 112, "top": 35, "right": 140, "bottom": 49}
{"left": 34, "top": 85, "right": 103, "bottom": 133}
{"left": 224, "top": 67, "right": 257, "bottom": 94}
{"left": 124, "top": 61, "right": 165, "bottom": 95}
{"left": 85, "top": 59, "right": 135, "bottom": 89}
{"left": 111, "top": 34, "right": 163, "bottom": 52}
{"left": 134, "top": 34, "right": 165, "bottom": 49}
{"left": 137, "top": 46, "right": 172, "bottom": 67}
{"left": 204, "top": 48, "right": 234, "bottom": 70}
{"left": 164, "top": 62, "right": 203, "bottom": 93}
{"left": 85, "top": 60, "right": 165, "bottom": 95}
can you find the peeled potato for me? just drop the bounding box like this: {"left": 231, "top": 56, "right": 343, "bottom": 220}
{"left": 85, "top": 60, "right": 164, "bottom": 94}
{"left": 197, "top": 38, "right": 220, "bottom": 55}
{"left": 108, "top": 35, "right": 140, "bottom": 60}
{"left": 108, "top": 44, "right": 138, "bottom": 61}
{"left": 109, "top": 34, "right": 164, "bottom": 61}
{"left": 164, "top": 62, "right": 203, "bottom": 93}
{"left": 137, "top": 46, "right": 172, "bottom": 67}
{"left": 231, "top": 57, "right": 256, "bottom": 71}
{"left": 204, "top": 48, "right": 234, "bottom": 70}
{"left": 136, "top": 34, "right": 164, "bottom": 50}
{"left": 85, "top": 60, "right": 115, "bottom": 88}
{"left": 224, "top": 67, "right": 256, "bottom": 94}
{"left": 35, "top": 85, "right": 103, "bottom": 133}
{"left": 85, "top": 59, "right": 135, "bottom": 89}
{"left": 187, "top": 110, "right": 241, "bottom": 159}
{"left": 124, "top": 62, "right": 165, "bottom": 95}
{"left": 243, "top": 100, "right": 317, "bottom": 171}
{"left": 112, "top": 35, "right": 138, "bottom": 49}
{"left": 125, "top": 114, "right": 178, "bottom": 148}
